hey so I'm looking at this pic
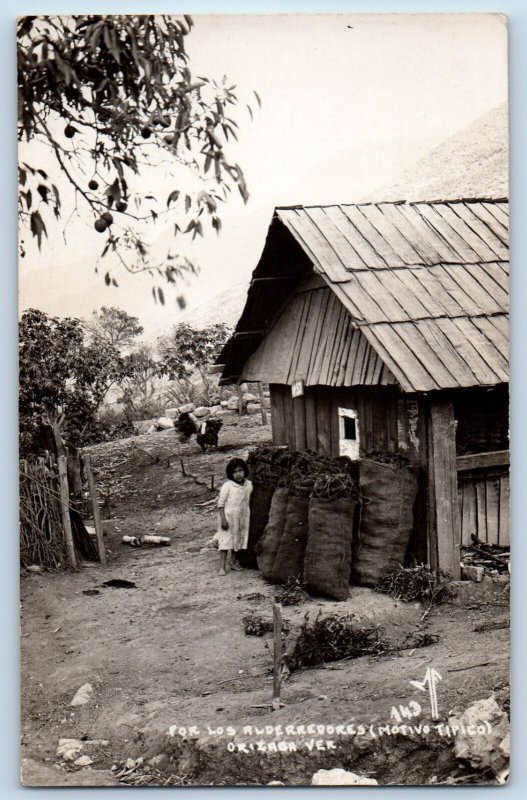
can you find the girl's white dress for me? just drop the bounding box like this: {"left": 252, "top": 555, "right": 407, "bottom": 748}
{"left": 214, "top": 479, "right": 253, "bottom": 551}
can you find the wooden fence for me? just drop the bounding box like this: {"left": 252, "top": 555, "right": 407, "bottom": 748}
{"left": 20, "top": 453, "right": 106, "bottom": 570}
{"left": 20, "top": 458, "right": 66, "bottom": 569}
{"left": 457, "top": 450, "right": 510, "bottom": 547}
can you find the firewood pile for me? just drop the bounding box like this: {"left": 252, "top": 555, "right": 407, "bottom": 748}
{"left": 247, "top": 446, "right": 360, "bottom": 499}
{"left": 461, "top": 535, "right": 510, "bottom": 575}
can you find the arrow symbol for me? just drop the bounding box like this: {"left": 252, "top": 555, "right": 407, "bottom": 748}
{"left": 409, "top": 668, "right": 443, "bottom": 719}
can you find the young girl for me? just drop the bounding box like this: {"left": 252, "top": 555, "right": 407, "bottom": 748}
{"left": 214, "top": 457, "right": 252, "bottom": 576}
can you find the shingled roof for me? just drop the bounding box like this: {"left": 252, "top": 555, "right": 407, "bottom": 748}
{"left": 218, "top": 199, "right": 509, "bottom": 393}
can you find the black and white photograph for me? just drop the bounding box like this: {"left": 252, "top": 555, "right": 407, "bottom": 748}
{"left": 18, "top": 13, "right": 510, "bottom": 787}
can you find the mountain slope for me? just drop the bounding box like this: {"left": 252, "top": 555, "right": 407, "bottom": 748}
{"left": 365, "top": 103, "right": 508, "bottom": 202}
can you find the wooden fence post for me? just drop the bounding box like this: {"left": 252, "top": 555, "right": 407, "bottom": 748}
{"left": 258, "top": 382, "right": 268, "bottom": 425}
{"left": 57, "top": 455, "right": 77, "bottom": 569}
{"left": 272, "top": 602, "right": 283, "bottom": 710}
{"left": 83, "top": 454, "right": 107, "bottom": 566}
{"left": 236, "top": 380, "right": 244, "bottom": 416}
{"left": 428, "top": 398, "right": 461, "bottom": 579}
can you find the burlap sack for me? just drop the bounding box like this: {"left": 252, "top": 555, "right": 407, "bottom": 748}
{"left": 303, "top": 497, "right": 356, "bottom": 601}
{"left": 354, "top": 458, "right": 418, "bottom": 587}
{"left": 256, "top": 487, "right": 289, "bottom": 579}
{"left": 271, "top": 492, "right": 310, "bottom": 584}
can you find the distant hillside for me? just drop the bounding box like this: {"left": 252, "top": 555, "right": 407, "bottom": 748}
{"left": 365, "top": 103, "right": 508, "bottom": 202}
{"left": 151, "top": 104, "right": 508, "bottom": 339}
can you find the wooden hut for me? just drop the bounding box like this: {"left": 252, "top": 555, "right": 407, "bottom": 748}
{"left": 217, "top": 199, "right": 509, "bottom": 578}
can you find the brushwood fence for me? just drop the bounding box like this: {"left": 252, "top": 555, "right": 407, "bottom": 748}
{"left": 20, "top": 458, "right": 66, "bottom": 569}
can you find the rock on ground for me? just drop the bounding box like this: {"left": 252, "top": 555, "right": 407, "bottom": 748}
{"left": 70, "top": 683, "right": 93, "bottom": 707}
{"left": 193, "top": 406, "right": 210, "bottom": 418}
{"left": 56, "top": 739, "right": 84, "bottom": 761}
{"left": 311, "top": 768, "right": 378, "bottom": 785}
{"left": 450, "top": 696, "right": 510, "bottom": 776}
{"left": 74, "top": 755, "right": 94, "bottom": 767}
{"left": 148, "top": 753, "right": 169, "bottom": 768}
{"left": 155, "top": 417, "right": 174, "bottom": 430}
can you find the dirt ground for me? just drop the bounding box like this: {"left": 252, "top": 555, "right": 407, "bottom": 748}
{"left": 20, "top": 413, "right": 510, "bottom": 787}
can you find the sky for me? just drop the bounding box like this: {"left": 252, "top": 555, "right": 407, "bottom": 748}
{"left": 18, "top": 12, "right": 508, "bottom": 339}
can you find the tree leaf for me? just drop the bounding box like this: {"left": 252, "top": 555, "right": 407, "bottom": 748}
{"left": 29, "top": 210, "right": 47, "bottom": 249}
{"left": 51, "top": 184, "right": 61, "bottom": 211}
{"left": 238, "top": 182, "right": 249, "bottom": 204}
{"left": 167, "top": 189, "right": 180, "bottom": 207}
{"left": 37, "top": 184, "right": 49, "bottom": 203}
{"left": 104, "top": 272, "right": 111, "bottom": 286}
{"left": 158, "top": 287, "right": 165, "bottom": 305}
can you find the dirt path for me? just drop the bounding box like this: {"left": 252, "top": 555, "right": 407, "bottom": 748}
{"left": 20, "top": 415, "right": 510, "bottom": 786}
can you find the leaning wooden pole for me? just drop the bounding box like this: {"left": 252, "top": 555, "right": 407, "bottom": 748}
{"left": 57, "top": 455, "right": 77, "bottom": 570}
{"left": 258, "top": 382, "right": 268, "bottom": 425}
{"left": 272, "top": 602, "right": 283, "bottom": 710}
{"left": 236, "top": 379, "right": 244, "bottom": 416}
{"left": 83, "top": 454, "right": 107, "bottom": 566}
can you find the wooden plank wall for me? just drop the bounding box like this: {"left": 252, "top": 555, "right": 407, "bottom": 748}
{"left": 454, "top": 386, "right": 510, "bottom": 548}
{"left": 269, "top": 384, "right": 401, "bottom": 455}
{"left": 458, "top": 469, "right": 510, "bottom": 546}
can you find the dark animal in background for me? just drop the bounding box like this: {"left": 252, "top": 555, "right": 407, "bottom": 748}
{"left": 175, "top": 412, "right": 199, "bottom": 441}
{"left": 197, "top": 418, "right": 223, "bottom": 452}
{"left": 175, "top": 412, "right": 223, "bottom": 452}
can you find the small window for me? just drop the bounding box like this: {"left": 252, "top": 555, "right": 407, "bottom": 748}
{"left": 343, "top": 416, "right": 356, "bottom": 441}
{"left": 338, "top": 408, "right": 360, "bottom": 459}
